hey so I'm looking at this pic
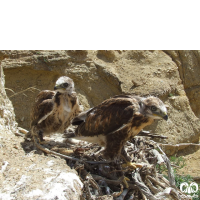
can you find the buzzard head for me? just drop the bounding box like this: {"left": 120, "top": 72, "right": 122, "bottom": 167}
{"left": 54, "top": 76, "right": 74, "bottom": 94}
{"left": 140, "top": 96, "right": 168, "bottom": 121}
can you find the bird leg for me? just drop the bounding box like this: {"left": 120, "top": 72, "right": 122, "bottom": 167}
{"left": 27, "top": 126, "right": 46, "bottom": 144}
{"left": 38, "top": 130, "right": 46, "bottom": 144}
{"left": 114, "top": 163, "right": 132, "bottom": 189}
{"left": 33, "top": 129, "right": 48, "bottom": 145}
{"left": 121, "top": 146, "right": 143, "bottom": 170}
{"left": 120, "top": 159, "right": 142, "bottom": 188}
{"left": 103, "top": 138, "right": 143, "bottom": 170}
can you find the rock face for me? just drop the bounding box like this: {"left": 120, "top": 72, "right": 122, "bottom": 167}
{"left": 2, "top": 50, "right": 200, "bottom": 148}
{"left": 164, "top": 50, "right": 200, "bottom": 118}
{"left": 1, "top": 50, "right": 200, "bottom": 199}
{"left": 0, "top": 64, "right": 83, "bottom": 200}
{"left": 0, "top": 65, "right": 17, "bottom": 134}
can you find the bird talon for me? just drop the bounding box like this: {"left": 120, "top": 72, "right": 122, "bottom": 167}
{"left": 122, "top": 162, "right": 143, "bottom": 170}
{"left": 121, "top": 176, "right": 130, "bottom": 188}
{"left": 124, "top": 176, "right": 130, "bottom": 181}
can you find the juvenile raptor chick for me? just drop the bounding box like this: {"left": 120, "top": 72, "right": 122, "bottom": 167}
{"left": 30, "top": 76, "right": 82, "bottom": 151}
{"left": 72, "top": 94, "right": 168, "bottom": 164}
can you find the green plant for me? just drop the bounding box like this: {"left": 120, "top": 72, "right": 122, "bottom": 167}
{"left": 174, "top": 174, "right": 193, "bottom": 189}
{"left": 156, "top": 163, "right": 167, "bottom": 174}
{"left": 43, "top": 58, "right": 48, "bottom": 63}
{"left": 174, "top": 174, "right": 200, "bottom": 200}
{"left": 158, "top": 156, "right": 200, "bottom": 200}
{"left": 192, "top": 188, "right": 200, "bottom": 200}
{"left": 170, "top": 156, "right": 186, "bottom": 172}
{"left": 156, "top": 156, "right": 185, "bottom": 174}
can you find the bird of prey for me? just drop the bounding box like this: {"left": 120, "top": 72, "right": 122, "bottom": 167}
{"left": 29, "top": 76, "right": 83, "bottom": 152}
{"left": 72, "top": 94, "right": 168, "bottom": 164}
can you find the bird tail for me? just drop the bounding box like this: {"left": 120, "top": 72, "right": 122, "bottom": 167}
{"left": 72, "top": 108, "right": 93, "bottom": 126}
{"left": 71, "top": 117, "right": 83, "bottom": 125}
{"left": 63, "top": 131, "right": 76, "bottom": 138}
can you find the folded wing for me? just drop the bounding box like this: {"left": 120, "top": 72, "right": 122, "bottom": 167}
{"left": 30, "top": 90, "right": 55, "bottom": 126}
{"left": 74, "top": 97, "right": 139, "bottom": 137}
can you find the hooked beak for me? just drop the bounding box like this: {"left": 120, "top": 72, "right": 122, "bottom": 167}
{"left": 54, "top": 85, "right": 58, "bottom": 90}
{"left": 161, "top": 111, "right": 168, "bottom": 121}
{"left": 160, "top": 111, "right": 168, "bottom": 121}
{"left": 54, "top": 85, "right": 64, "bottom": 90}
{"left": 153, "top": 112, "right": 168, "bottom": 121}
{"left": 163, "top": 115, "right": 168, "bottom": 121}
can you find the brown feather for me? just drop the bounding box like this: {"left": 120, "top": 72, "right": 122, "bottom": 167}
{"left": 30, "top": 90, "right": 55, "bottom": 127}
{"left": 30, "top": 90, "right": 82, "bottom": 137}
{"left": 73, "top": 95, "right": 166, "bottom": 160}
{"left": 75, "top": 97, "right": 138, "bottom": 137}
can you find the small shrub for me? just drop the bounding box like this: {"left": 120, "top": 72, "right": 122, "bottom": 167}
{"left": 158, "top": 156, "right": 200, "bottom": 200}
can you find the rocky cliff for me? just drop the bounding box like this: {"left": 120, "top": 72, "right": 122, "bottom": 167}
{"left": 1, "top": 50, "right": 200, "bottom": 199}
{"left": 2, "top": 50, "right": 200, "bottom": 149}
{"left": 0, "top": 64, "right": 83, "bottom": 200}
{"left": 164, "top": 50, "right": 200, "bottom": 118}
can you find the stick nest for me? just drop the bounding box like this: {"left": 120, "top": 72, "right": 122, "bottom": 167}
{"left": 54, "top": 136, "right": 191, "bottom": 200}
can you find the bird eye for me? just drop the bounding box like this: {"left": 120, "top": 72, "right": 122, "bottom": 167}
{"left": 63, "top": 83, "right": 68, "bottom": 87}
{"left": 151, "top": 106, "right": 157, "bottom": 112}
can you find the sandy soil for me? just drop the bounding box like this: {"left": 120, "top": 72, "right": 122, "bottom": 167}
{"left": 177, "top": 140, "right": 200, "bottom": 183}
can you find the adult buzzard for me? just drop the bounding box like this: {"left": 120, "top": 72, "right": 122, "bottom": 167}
{"left": 72, "top": 94, "right": 168, "bottom": 163}
{"left": 29, "top": 76, "right": 82, "bottom": 151}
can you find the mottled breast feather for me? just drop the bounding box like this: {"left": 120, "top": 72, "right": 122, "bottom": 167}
{"left": 69, "top": 93, "right": 78, "bottom": 108}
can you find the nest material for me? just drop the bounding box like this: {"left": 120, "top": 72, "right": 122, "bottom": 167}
{"left": 58, "top": 136, "right": 191, "bottom": 200}
{"left": 22, "top": 127, "right": 191, "bottom": 200}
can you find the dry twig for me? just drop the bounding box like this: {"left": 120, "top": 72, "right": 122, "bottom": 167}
{"left": 24, "top": 133, "right": 191, "bottom": 199}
